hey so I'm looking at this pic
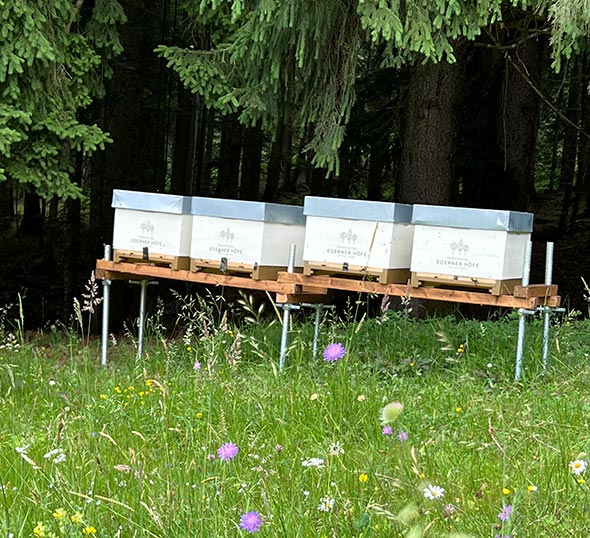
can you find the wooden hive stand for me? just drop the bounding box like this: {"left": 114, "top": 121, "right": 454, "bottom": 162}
{"left": 113, "top": 249, "right": 190, "bottom": 271}
{"left": 410, "top": 271, "right": 521, "bottom": 296}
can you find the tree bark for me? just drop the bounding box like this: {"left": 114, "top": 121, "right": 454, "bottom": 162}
{"left": 396, "top": 50, "right": 464, "bottom": 205}
{"left": 216, "top": 115, "right": 243, "bottom": 198}
{"left": 500, "top": 36, "right": 546, "bottom": 210}
{"left": 240, "top": 122, "right": 263, "bottom": 200}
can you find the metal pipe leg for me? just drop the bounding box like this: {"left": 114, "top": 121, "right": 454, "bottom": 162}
{"left": 542, "top": 242, "right": 554, "bottom": 369}
{"left": 515, "top": 240, "right": 532, "bottom": 381}
{"left": 101, "top": 245, "right": 112, "bottom": 367}
{"left": 278, "top": 244, "right": 297, "bottom": 372}
{"left": 312, "top": 304, "right": 323, "bottom": 358}
{"left": 137, "top": 279, "right": 148, "bottom": 360}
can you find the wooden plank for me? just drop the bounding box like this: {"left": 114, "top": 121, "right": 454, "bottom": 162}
{"left": 513, "top": 284, "right": 559, "bottom": 299}
{"left": 410, "top": 271, "right": 520, "bottom": 296}
{"left": 276, "top": 293, "right": 332, "bottom": 304}
{"left": 95, "top": 260, "right": 301, "bottom": 294}
{"left": 191, "top": 258, "right": 290, "bottom": 281}
{"left": 113, "top": 249, "right": 190, "bottom": 271}
{"left": 277, "top": 272, "right": 560, "bottom": 309}
{"left": 304, "top": 261, "right": 410, "bottom": 284}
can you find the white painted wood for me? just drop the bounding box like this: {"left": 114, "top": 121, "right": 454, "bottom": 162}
{"left": 113, "top": 209, "right": 192, "bottom": 256}
{"left": 190, "top": 215, "right": 305, "bottom": 267}
{"left": 303, "top": 216, "right": 414, "bottom": 269}
{"left": 410, "top": 225, "right": 531, "bottom": 280}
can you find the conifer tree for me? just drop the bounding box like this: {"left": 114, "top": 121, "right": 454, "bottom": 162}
{"left": 0, "top": 0, "right": 126, "bottom": 199}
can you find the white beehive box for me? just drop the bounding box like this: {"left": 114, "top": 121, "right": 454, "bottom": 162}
{"left": 303, "top": 197, "right": 414, "bottom": 283}
{"left": 112, "top": 190, "right": 193, "bottom": 269}
{"left": 190, "top": 197, "right": 305, "bottom": 279}
{"left": 410, "top": 205, "right": 533, "bottom": 292}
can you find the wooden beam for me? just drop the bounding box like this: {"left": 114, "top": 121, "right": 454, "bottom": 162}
{"left": 95, "top": 260, "right": 560, "bottom": 310}
{"left": 95, "top": 260, "right": 301, "bottom": 295}
{"left": 277, "top": 273, "right": 561, "bottom": 309}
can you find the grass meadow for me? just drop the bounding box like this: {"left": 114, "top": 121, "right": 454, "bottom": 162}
{"left": 1, "top": 288, "right": 590, "bottom": 537}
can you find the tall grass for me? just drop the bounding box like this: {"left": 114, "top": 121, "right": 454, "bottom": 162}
{"left": 0, "top": 296, "right": 589, "bottom": 537}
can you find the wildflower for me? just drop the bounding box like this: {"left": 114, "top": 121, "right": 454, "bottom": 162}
{"left": 82, "top": 527, "right": 97, "bottom": 535}
{"left": 53, "top": 507, "right": 67, "bottom": 519}
{"left": 569, "top": 459, "right": 588, "bottom": 475}
{"left": 217, "top": 442, "right": 239, "bottom": 461}
{"left": 380, "top": 401, "right": 404, "bottom": 424}
{"left": 423, "top": 484, "right": 445, "bottom": 500}
{"left": 323, "top": 343, "right": 346, "bottom": 362}
{"left": 498, "top": 505, "right": 512, "bottom": 522}
{"left": 397, "top": 431, "right": 409, "bottom": 442}
{"left": 527, "top": 484, "right": 538, "bottom": 492}
{"left": 71, "top": 512, "right": 84, "bottom": 524}
{"left": 193, "top": 360, "right": 202, "bottom": 371}
{"left": 328, "top": 442, "right": 344, "bottom": 456}
{"left": 239, "top": 511, "right": 262, "bottom": 533}
{"left": 455, "top": 406, "right": 462, "bottom": 413}
{"left": 33, "top": 523, "right": 46, "bottom": 537}
{"left": 359, "top": 473, "right": 369, "bottom": 483}
{"left": 275, "top": 444, "right": 283, "bottom": 452}
{"left": 443, "top": 504, "right": 456, "bottom": 517}
{"left": 382, "top": 426, "right": 393, "bottom": 435}
{"left": 196, "top": 412, "right": 203, "bottom": 419}
{"left": 301, "top": 457, "right": 325, "bottom": 468}
{"left": 502, "top": 488, "right": 511, "bottom": 495}
{"left": 43, "top": 448, "right": 66, "bottom": 464}
{"left": 317, "top": 496, "right": 335, "bottom": 512}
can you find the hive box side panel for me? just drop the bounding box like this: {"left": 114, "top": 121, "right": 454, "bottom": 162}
{"left": 261, "top": 223, "right": 305, "bottom": 266}
{"left": 386, "top": 223, "right": 414, "bottom": 268}
{"left": 191, "top": 216, "right": 264, "bottom": 265}
{"left": 410, "top": 225, "right": 511, "bottom": 280}
{"left": 502, "top": 233, "right": 531, "bottom": 279}
{"left": 113, "top": 210, "right": 192, "bottom": 256}
{"left": 303, "top": 217, "right": 408, "bottom": 269}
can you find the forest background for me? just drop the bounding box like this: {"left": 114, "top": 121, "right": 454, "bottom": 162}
{"left": 1, "top": 0, "right": 589, "bottom": 329}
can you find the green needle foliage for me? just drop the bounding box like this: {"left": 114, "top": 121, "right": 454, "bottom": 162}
{"left": 0, "top": 0, "right": 126, "bottom": 199}
{"left": 158, "top": 0, "right": 590, "bottom": 174}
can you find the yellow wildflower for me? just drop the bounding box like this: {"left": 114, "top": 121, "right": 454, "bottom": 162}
{"left": 52, "top": 507, "right": 67, "bottom": 519}
{"left": 358, "top": 473, "right": 369, "bottom": 483}
{"left": 82, "top": 526, "right": 97, "bottom": 535}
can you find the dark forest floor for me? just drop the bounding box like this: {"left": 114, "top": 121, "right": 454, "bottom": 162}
{"left": 0, "top": 188, "right": 588, "bottom": 331}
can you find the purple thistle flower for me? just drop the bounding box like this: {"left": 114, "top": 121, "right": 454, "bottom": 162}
{"left": 397, "top": 430, "right": 409, "bottom": 442}
{"left": 498, "top": 504, "right": 513, "bottom": 522}
{"left": 382, "top": 425, "right": 393, "bottom": 435}
{"left": 323, "top": 343, "right": 346, "bottom": 362}
{"left": 217, "top": 442, "right": 239, "bottom": 461}
{"left": 239, "top": 511, "right": 262, "bottom": 533}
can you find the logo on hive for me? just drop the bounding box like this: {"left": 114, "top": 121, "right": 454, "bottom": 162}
{"left": 450, "top": 239, "right": 469, "bottom": 257}
{"left": 140, "top": 220, "right": 155, "bottom": 237}
{"left": 220, "top": 227, "right": 235, "bottom": 243}
{"left": 340, "top": 229, "right": 357, "bottom": 246}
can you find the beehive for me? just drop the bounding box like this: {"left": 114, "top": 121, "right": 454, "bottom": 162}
{"left": 410, "top": 205, "right": 533, "bottom": 294}
{"left": 190, "top": 197, "right": 306, "bottom": 279}
{"left": 111, "top": 190, "right": 192, "bottom": 269}
{"left": 302, "top": 197, "right": 414, "bottom": 283}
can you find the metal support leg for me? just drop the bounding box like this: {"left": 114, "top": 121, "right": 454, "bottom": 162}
{"left": 312, "top": 304, "right": 323, "bottom": 358}
{"left": 515, "top": 240, "right": 532, "bottom": 381}
{"left": 101, "top": 245, "right": 112, "bottom": 367}
{"left": 542, "top": 242, "right": 554, "bottom": 369}
{"left": 279, "top": 244, "right": 297, "bottom": 372}
{"left": 137, "top": 279, "right": 148, "bottom": 360}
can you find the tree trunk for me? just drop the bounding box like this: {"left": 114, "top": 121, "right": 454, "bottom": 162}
{"left": 170, "top": 83, "right": 193, "bottom": 195}
{"left": 367, "top": 142, "right": 384, "bottom": 201}
{"left": 264, "top": 109, "right": 292, "bottom": 202}
{"left": 396, "top": 50, "right": 464, "bottom": 205}
{"left": 216, "top": 115, "right": 243, "bottom": 198}
{"left": 499, "top": 36, "right": 546, "bottom": 210}
{"left": 240, "top": 122, "right": 263, "bottom": 200}
{"left": 0, "top": 183, "right": 14, "bottom": 231}
{"left": 558, "top": 57, "right": 582, "bottom": 234}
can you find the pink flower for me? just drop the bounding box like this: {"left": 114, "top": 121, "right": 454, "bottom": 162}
{"left": 323, "top": 343, "right": 346, "bottom": 362}
{"left": 239, "top": 511, "right": 262, "bottom": 533}
{"left": 217, "top": 442, "right": 238, "bottom": 461}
